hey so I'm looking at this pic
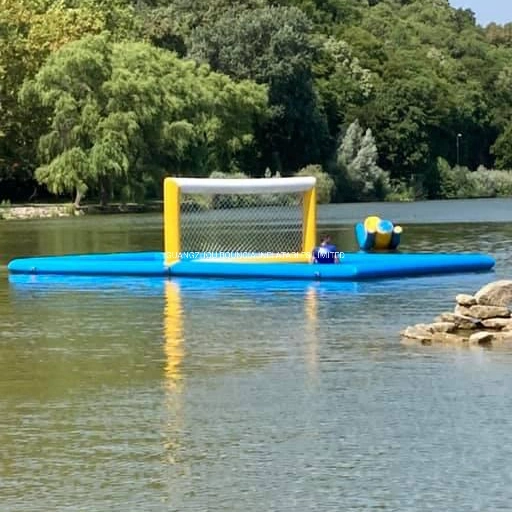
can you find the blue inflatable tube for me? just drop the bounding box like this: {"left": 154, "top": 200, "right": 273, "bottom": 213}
{"left": 390, "top": 228, "right": 402, "bottom": 250}
{"left": 6, "top": 251, "right": 496, "bottom": 281}
{"left": 355, "top": 222, "right": 375, "bottom": 251}
{"left": 7, "top": 251, "right": 167, "bottom": 277}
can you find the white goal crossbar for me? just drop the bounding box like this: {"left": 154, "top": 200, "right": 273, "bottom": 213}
{"left": 170, "top": 177, "right": 316, "bottom": 194}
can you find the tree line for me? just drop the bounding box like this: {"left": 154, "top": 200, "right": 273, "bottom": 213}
{"left": 1, "top": 0, "right": 512, "bottom": 205}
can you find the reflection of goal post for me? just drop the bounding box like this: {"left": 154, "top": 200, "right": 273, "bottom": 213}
{"left": 163, "top": 177, "right": 317, "bottom": 265}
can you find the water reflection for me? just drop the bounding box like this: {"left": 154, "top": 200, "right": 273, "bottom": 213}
{"left": 304, "top": 285, "right": 319, "bottom": 381}
{"left": 8, "top": 271, "right": 499, "bottom": 305}
{"left": 162, "top": 281, "right": 185, "bottom": 471}
{"left": 6, "top": 273, "right": 364, "bottom": 393}
{"left": 6, "top": 264, "right": 512, "bottom": 510}
{"left": 164, "top": 281, "right": 184, "bottom": 391}
{"left": 7, "top": 274, "right": 187, "bottom": 390}
{"left": 4, "top": 207, "right": 512, "bottom": 511}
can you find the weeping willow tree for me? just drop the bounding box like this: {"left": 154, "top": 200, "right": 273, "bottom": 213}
{"left": 19, "top": 33, "right": 269, "bottom": 206}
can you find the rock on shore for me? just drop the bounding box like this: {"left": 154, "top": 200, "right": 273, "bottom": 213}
{"left": 0, "top": 202, "right": 162, "bottom": 220}
{"left": 0, "top": 205, "right": 74, "bottom": 220}
{"left": 401, "top": 280, "right": 512, "bottom": 347}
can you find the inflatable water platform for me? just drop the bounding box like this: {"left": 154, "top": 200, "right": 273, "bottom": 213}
{"left": 6, "top": 177, "right": 496, "bottom": 282}
{"left": 7, "top": 250, "right": 495, "bottom": 281}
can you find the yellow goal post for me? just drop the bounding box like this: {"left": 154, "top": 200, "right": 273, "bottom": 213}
{"left": 163, "top": 176, "right": 317, "bottom": 265}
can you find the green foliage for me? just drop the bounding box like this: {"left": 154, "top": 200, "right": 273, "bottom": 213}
{"left": 155, "top": 0, "right": 268, "bottom": 45}
{"left": 188, "top": 5, "right": 314, "bottom": 83}
{"left": 313, "top": 36, "right": 374, "bottom": 133}
{"left": 188, "top": 5, "right": 331, "bottom": 173}
{"left": 481, "top": 169, "right": 512, "bottom": 196}
{"left": 295, "top": 164, "right": 334, "bottom": 204}
{"left": 207, "top": 169, "right": 296, "bottom": 208}
{"left": 462, "top": 168, "right": 512, "bottom": 197}
{"left": 437, "top": 158, "right": 512, "bottom": 198}
{"left": 20, "top": 34, "right": 269, "bottom": 205}
{"left": 0, "top": 0, "right": 108, "bottom": 185}
{"left": 336, "top": 120, "right": 390, "bottom": 201}
{"left": 491, "top": 122, "right": 512, "bottom": 169}
{"left": 3, "top": 0, "right": 512, "bottom": 204}
{"left": 384, "top": 180, "right": 416, "bottom": 202}
{"left": 437, "top": 156, "right": 460, "bottom": 199}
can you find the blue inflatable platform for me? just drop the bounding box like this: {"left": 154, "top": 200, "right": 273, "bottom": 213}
{"left": 6, "top": 251, "right": 495, "bottom": 281}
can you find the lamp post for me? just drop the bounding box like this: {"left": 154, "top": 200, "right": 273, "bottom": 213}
{"left": 456, "top": 133, "right": 462, "bottom": 167}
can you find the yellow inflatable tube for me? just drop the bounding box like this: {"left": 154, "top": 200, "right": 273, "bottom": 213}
{"left": 363, "top": 216, "right": 380, "bottom": 233}
{"left": 374, "top": 219, "right": 394, "bottom": 250}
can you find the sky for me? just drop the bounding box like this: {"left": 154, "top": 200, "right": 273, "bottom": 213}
{"left": 449, "top": 0, "right": 512, "bottom": 26}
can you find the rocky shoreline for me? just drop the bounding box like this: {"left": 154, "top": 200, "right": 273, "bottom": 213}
{"left": 401, "top": 280, "right": 512, "bottom": 347}
{"left": 0, "top": 205, "right": 75, "bottom": 220}
{"left": 0, "top": 202, "right": 163, "bottom": 220}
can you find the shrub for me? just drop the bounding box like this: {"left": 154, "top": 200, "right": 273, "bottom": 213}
{"left": 464, "top": 170, "right": 496, "bottom": 198}
{"left": 207, "top": 170, "right": 297, "bottom": 208}
{"left": 385, "top": 179, "right": 415, "bottom": 202}
{"left": 475, "top": 168, "right": 512, "bottom": 196}
{"left": 437, "top": 160, "right": 512, "bottom": 199}
{"left": 437, "top": 157, "right": 466, "bottom": 199}
{"left": 295, "top": 164, "right": 335, "bottom": 204}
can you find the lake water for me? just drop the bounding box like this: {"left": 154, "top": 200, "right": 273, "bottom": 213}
{"left": 1, "top": 199, "right": 512, "bottom": 511}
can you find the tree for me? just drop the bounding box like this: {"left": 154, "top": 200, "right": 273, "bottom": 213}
{"left": 20, "top": 34, "right": 269, "bottom": 206}
{"left": 3, "top": 0, "right": 512, "bottom": 202}
{"left": 143, "top": 0, "right": 267, "bottom": 47}
{"left": 313, "top": 36, "right": 374, "bottom": 134}
{"left": 336, "top": 119, "right": 389, "bottom": 201}
{"left": 188, "top": 5, "right": 331, "bottom": 173}
{"left": 0, "top": 0, "right": 106, "bottom": 193}
{"left": 491, "top": 122, "right": 512, "bottom": 170}
{"left": 295, "top": 164, "right": 334, "bottom": 204}
{"left": 338, "top": 119, "right": 363, "bottom": 169}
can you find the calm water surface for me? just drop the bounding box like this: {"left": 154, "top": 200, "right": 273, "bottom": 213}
{"left": 1, "top": 199, "right": 512, "bottom": 511}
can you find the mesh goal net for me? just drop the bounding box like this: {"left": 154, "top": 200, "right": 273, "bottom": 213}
{"left": 164, "top": 177, "right": 316, "bottom": 261}
{"left": 180, "top": 191, "right": 303, "bottom": 254}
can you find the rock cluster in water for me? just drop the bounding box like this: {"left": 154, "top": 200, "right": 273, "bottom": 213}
{"left": 401, "top": 280, "right": 512, "bottom": 347}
